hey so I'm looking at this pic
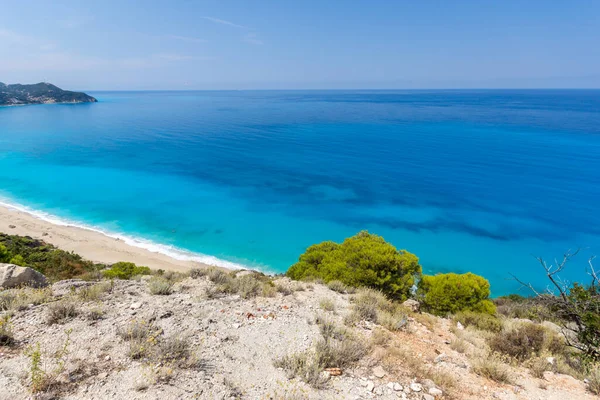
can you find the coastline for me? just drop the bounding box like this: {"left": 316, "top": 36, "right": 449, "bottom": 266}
{"left": 0, "top": 202, "right": 233, "bottom": 272}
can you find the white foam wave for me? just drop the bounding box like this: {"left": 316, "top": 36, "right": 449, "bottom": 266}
{"left": 0, "top": 198, "right": 251, "bottom": 271}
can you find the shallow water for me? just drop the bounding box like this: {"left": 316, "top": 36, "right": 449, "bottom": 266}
{"left": 1, "top": 90, "right": 599, "bottom": 295}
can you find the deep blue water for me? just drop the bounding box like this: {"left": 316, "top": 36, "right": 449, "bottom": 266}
{"left": 1, "top": 90, "right": 599, "bottom": 295}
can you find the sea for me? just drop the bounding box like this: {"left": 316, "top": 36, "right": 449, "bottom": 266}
{"left": 1, "top": 90, "right": 599, "bottom": 296}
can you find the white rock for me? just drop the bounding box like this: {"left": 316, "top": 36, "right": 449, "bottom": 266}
{"left": 393, "top": 382, "right": 402, "bottom": 391}
{"left": 429, "top": 387, "right": 443, "bottom": 397}
{"left": 130, "top": 302, "right": 142, "bottom": 310}
{"left": 410, "top": 383, "right": 422, "bottom": 392}
{"left": 232, "top": 323, "right": 240, "bottom": 329}
{"left": 387, "top": 382, "right": 395, "bottom": 390}
{"left": 366, "top": 381, "right": 375, "bottom": 392}
{"left": 374, "top": 386, "right": 383, "bottom": 396}
{"left": 546, "top": 356, "right": 555, "bottom": 365}
{"left": 456, "top": 321, "right": 464, "bottom": 330}
{"left": 423, "top": 395, "right": 435, "bottom": 400}
{"left": 0, "top": 264, "right": 48, "bottom": 289}
{"left": 402, "top": 299, "right": 420, "bottom": 312}
{"left": 373, "top": 365, "right": 387, "bottom": 378}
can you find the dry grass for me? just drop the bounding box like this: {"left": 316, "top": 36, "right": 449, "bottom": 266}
{"left": 453, "top": 311, "right": 503, "bottom": 332}
{"left": 327, "top": 280, "right": 349, "bottom": 293}
{"left": 46, "top": 300, "right": 79, "bottom": 325}
{"left": 472, "top": 353, "right": 513, "bottom": 384}
{"left": 148, "top": 277, "right": 174, "bottom": 295}
{"left": 274, "top": 352, "right": 328, "bottom": 389}
{"left": 0, "top": 314, "right": 14, "bottom": 346}
{"left": 319, "top": 298, "right": 335, "bottom": 312}
{"left": 0, "top": 287, "right": 52, "bottom": 312}
{"left": 588, "top": 366, "right": 600, "bottom": 395}
{"left": 528, "top": 357, "right": 551, "bottom": 379}
{"left": 78, "top": 281, "right": 112, "bottom": 302}
{"left": 449, "top": 338, "right": 469, "bottom": 354}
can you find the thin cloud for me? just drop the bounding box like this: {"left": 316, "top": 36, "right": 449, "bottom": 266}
{"left": 243, "top": 33, "right": 263, "bottom": 45}
{"left": 201, "top": 16, "right": 246, "bottom": 29}
{"left": 166, "top": 35, "right": 207, "bottom": 43}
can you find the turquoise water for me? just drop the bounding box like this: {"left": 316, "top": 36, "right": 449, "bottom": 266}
{"left": 1, "top": 90, "right": 599, "bottom": 295}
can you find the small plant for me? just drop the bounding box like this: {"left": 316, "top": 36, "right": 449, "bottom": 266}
{"left": 0, "top": 314, "right": 14, "bottom": 345}
{"left": 207, "top": 268, "right": 232, "bottom": 285}
{"left": 472, "top": 353, "right": 513, "bottom": 384}
{"left": 102, "top": 262, "right": 151, "bottom": 280}
{"left": 86, "top": 308, "right": 105, "bottom": 321}
{"left": 190, "top": 268, "right": 207, "bottom": 279}
{"left": 378, "top": 309, "right": 408, "bottom": 331}
{"left": 588, "top": 365, "right": 600, "bottom": 395}
{"left": 276, "top": 284, "right": 293, "bottom": 296}
{"left": 449, "top": 338, "right": 469, "bottom": 354}
{"left": 154, "top": 334, "right": 194, "bottom": 367}
{"left": 274, "top": 352, "right": 328, "bottom": 389}
{"left": 148, "top": 277, "right": 174, "bottom": 295}
{"left": 78, "top": 281, "right": 112, "bottom": 302}
{"left": 117, "top": 320, "right": 160, "bottom": 360}
{"left": 319, "top": 298, "right": 335, "bottom": 312}
{"left": 46, "top": 301, "right": 79, "bottom": 325}
{"left": 453, "top": 311, "right": 503, "bottom": 332}
{"left": 528, "top": 357, "right": 551, "bottom": 379}
{"left": 24, "top": 329, "right": 72, "bottom": 393}
{"left": 327, "top": 280, "right": 348, "bottom": 293}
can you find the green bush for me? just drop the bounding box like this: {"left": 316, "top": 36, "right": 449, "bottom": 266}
{"left": 0, "top": 233, "right": 101, "bottom": 281}
{"left": 453, "top": 311, "right": 503, "bottom": 332}
{"left": 102, "top": 262, "right": 151, "bottom": 280}
{"left": 417, "top": 272, "right": 496, "bottom": 316}
{"left": 286, "top": 231, "right": 421, "bottom": 301}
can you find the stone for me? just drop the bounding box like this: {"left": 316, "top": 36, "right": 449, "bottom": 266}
{"left": 422, "top": 395, "right": 435, "bottom": 400}
{"left": 434, "top": 353, "right": 447, "bottom": 363}
{"left": 374, "top": 386, "right": 383, "bottom": 396}
{"left": 456, "top": 321, "right": 464, "bottom": 330}
{"left": 0, "top": 264, "right": 48, "bottom": 289}
{"left": 324, "top": 367, "right": 342, "bottom": 376}
{"left": 373, "top": 365, "right": 387, "bottom": 378}
{"left": 8, "top": 225, "right": 16, "bottom": 229}
{"left": 366, "top": 381, "right": 375, "bottom": 392}
{"left": 51, "top": 279, "right": 94, "bottom": 296}
{"left": 130, "top": 302, "right": 143, "bottom": 310}
{"left": 429, "top": 387, "right": 443, "bottom": 397}
{"left": 546, "top": 356, "right": 555, "bottom": 365}
{"left": 402, "top": 298, "right": 420, "bottom": 312}
{"left": 387, "top": 382, "right": 395, "bottom": 390}
{"left": 393, "top": 382, "right": 403, "bottom": 391}
{"left": 410, "top": 383, "right": 422, "bottom": 392}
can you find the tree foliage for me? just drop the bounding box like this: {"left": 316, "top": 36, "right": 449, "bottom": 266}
{"left": 286, "top": 231, "right": 421, "bottom": 301}
{"left": 417, "top": 272, "right": 496, "bottom": 316}
{"left": 102, "top": 262, "right": 151, "bottom": 280}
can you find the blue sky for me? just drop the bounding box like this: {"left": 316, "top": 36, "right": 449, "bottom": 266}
{"left": 1, "top": 1, "right": 598, "bottom": 90}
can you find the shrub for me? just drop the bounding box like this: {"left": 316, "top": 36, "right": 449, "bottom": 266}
{"left": 9, "top": 254, "right": 25, "bottom": 266}
{"left": 378, "top": 309, "right": 408, "bottom": 331}
{"left": 77, "top": 282, "right": 112, "bottom": 302}
{"left": 46, "top": 301, "right": 79, "bottom": 325}
{"left": 472, "top": 354, "right": 513, "bottom": 384}
{"left": 453, "top": 311, "right": 503, "bottom": 332}
{"left": 207, "top": 268, "right": 232, "bottom": 285}
{"left": 190, "top": 268, "right": 207, "bottom": 279}
{"left": 154, "top": 334, "right": 194, "bottom": 367}
{"left": 148, "top": 277, "right": 173, "bottom": 295}
{"left": 528, "top": 357, "right": 551, "bottom": 379}
{"left": 319, "top": 298, "right": 335, "bottom": 312}
{"left": 588, "top": 365, "right": 600, "bottom": 395}
{"left": 274, "top": 352, "right": 328, "bottom": 389}
{"left": 489, "top": 323, "right": 546, "bottom": 361}
{"left": 0, "top": 314, "right": 14, "bottom": 346}
{"left": 286, "top": 231, "right": 421, "bottom": 301}
{"left": 314, "top": 337, "right": 368, "bottom": 369}
{"left": 327, "top": 280, "right": 348, "bottom": 293}
{"left": 417, "top": 272, "right": 496, "bottom": 316}
{"left": 102, "top": 262, "right": 151, "bottom": 280}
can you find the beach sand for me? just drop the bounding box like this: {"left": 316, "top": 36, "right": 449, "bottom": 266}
{"left": 0, "top": 204, "right": 213, "bottom": 272}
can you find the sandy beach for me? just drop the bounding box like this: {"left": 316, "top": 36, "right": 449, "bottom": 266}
{"left": 0, "top": 204, "right": 214, "bottom": 272}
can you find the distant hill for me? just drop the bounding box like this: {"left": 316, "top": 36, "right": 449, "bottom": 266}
{"left": 0, "top": 82, "right": 97, "bottom": 106}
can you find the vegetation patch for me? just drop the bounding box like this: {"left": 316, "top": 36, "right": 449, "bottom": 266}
{"left": 286, "top": 231, "right": 421, "bottom": 301}
{"left": 102, "top": 262, "right": 151, "bottom": 280}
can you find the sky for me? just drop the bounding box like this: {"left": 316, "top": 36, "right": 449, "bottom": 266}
{"left": 0, "top": 1, "right": 599, "bottom": 90}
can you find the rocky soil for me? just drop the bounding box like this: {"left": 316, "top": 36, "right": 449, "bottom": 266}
{"left": 0, "top": 272, "right": 596, "bottom": 400}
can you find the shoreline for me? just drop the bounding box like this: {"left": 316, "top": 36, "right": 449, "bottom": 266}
{"left": 0, "top": 202, "right": 240, "bottom": 273}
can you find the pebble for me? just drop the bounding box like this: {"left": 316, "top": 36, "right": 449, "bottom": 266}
{"left": 374, "top": 386, "right": 383, "bottom": 396}
{"left": 429, "top": 387, "right": 443, "bottom": 397}
{"left": 410, "top": 383, "right": 422, "bottom": 392}
{"left": 104, "top": 355, "right": 111, "bottom": 361}
{"left": 130, "top": 302, "right": 142, "bottom": 310}
{"left": 434, "top": 353, "right": 447, "bottom": 363}
{"left": 373, "top": 365, "right": 386, "bottom": 378}
{"left": 366, "top": 381, "right": 375, "bottom": 392}
{"left": 456, "top": 321, "right": 464, "bottom": 330}
{"left": 393, "top": 382, "right": 402, "bottom": 391}
{"left": 422, "top": 395, "right": 434, "bottom": 400}
{"left": 232, "top": 323, "right": 240, "bottom": 329}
